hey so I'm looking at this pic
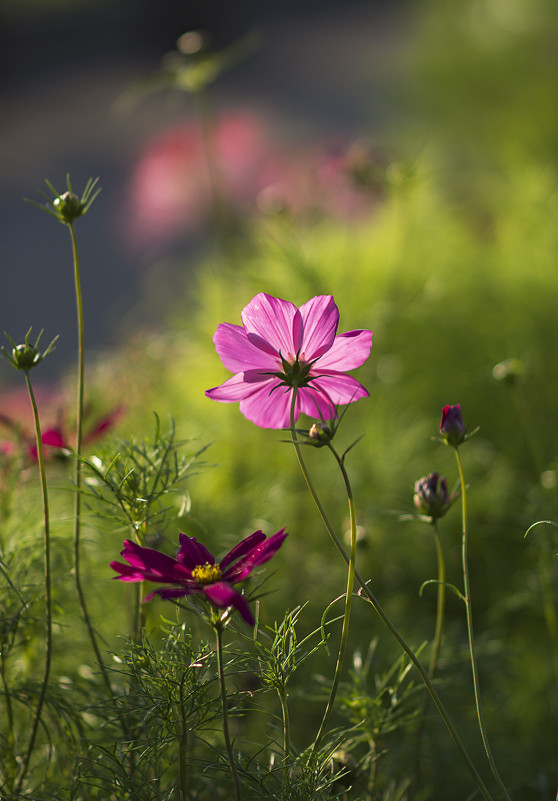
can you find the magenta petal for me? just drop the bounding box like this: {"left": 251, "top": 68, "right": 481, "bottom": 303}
{"left": 238, "top": 380, "right": 293, "bottom": 429}
{"left": 299, "top": 295, "right": 339, "bottom": 359}
{"left": 146, "top": 587, "right": 196, "bottom": 602}
{"left": 176, "top": 534, "right": 215, "bottom": 569}
{"left": 42, "top": 427, "right": 67, "bottom": 449}
{"left": 317, "top": 329, "right": 373, "bottom": 371}
{"left": 116, "top": 540, "right": 192, "bottom": 582}
{"left": 206, "top": 370, "right": 276, "bottom": 403}
{"left": 297, "top": 385, "right": 337, "bottom": 421}
{"left": 219, "top": 531, "right": 266, "bottom": 571}
{"left": 212, "top": 322, "right": 278, "bottom": 373}
{"left": 110, "top": 561, "right": 146, "bottom": 582}
{"left": 241, "top": 293, "right": 298, "bottom": 358}
{"left": 204, "top": 581, "right": 254, "bottom": 625}
{"left": 311, "top": 372, "right": 369, "bottom": 405}
{"left": 225, "top": 529, "right": 288, "bottom": 582}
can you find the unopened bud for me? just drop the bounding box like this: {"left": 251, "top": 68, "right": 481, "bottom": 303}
{"left": 440, "top": 404, "right": 466, "bottom": 448}
{"left": 413, "top": 472, "right": 453, "bottom": 520}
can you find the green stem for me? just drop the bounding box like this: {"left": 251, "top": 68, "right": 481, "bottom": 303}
{"left": 412, "top": 519, "right": 447, "bottom": 797}
{"left": 277, "top": 684, "right": 291, "bottom": 781}
{"left": 68, "top": 224, "right": 112, "bottom": 698}
{"left": 14, "top": 372, "right": 53, "bottom": 792}
{"left": 289, "top": 415, "right": 495, "bottom": 801}
{"left": 1, "top": 638, "right": 17, "bottom": 786}
{"left": 539, "top": 555, "right": 558, "bottom": 684}
{"left": 215, "top": 623, "right": 243, "bottom": 801}
{"left": 306, "top": 424, "right": 357, "bottom": 758}
{"left": 454, "top": 448, "right": 511, "bottom": 801}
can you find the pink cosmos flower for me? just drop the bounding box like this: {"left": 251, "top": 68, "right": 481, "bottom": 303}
{"left": 110, "top": 529, "right": 288, "bottom": 625}
{"left": 205, "top": 293, "right": 372, "bottom": 429}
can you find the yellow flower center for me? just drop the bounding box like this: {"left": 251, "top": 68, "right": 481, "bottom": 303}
{"left": 191, "top": 562, "right": 222, "bottom": 584}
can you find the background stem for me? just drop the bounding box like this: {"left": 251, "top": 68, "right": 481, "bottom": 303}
{"left": 215, "top": 624, "right": 243, "bottom": 801}
{"left": 454, "top": 448, "right": 511, "bottom": 801}
{"left": 14, "top": 372, "right": 53, "bottom": 792}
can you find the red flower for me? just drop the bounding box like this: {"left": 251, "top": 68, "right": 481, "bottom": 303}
{"left": 110, "top": 529, "right": 288, "bottom": 625}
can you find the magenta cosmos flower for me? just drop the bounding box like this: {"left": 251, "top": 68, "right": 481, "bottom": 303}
{"left": 110, "top": 529, "right": 288, "bottom": 625}
{"left": 205, "top": 293, "right": 373, "bottom": 429}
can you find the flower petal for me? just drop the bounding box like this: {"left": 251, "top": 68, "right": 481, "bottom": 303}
{"left": 219, "top": 530, "right": 266, "bottom": 572}
{"left": 145, "top": 586, "right": 197, "bottom": 602}
{"left": 206, "top": 370, "right": 274, "bottom": 402}
{"left": 203, "top": 581, "right": 255, "bottom": 625}
{"left": 238, "top": 380, "right": 293, "bottom": 428}
{"left": 299, "top": 295, "right": 339, "bottom": 360}
{"left": 212, "top": 322, "right": 279, "bottom": 373}
{"left": 176, "top": 533, "right": 215, "bottom": 569}
{"left": 224, "top": 529, "right": 288, "bottom": 583}
{"left": 42, "top": 427, "right": 67, "bottom": 449}
{"left": 297, "top": 385, "right": 337, "bottom": 421}
{"left": 112, "top": 540, "right": 192, "bottom": 583}
{"left": 311, "top": 372, "right": 369, "bottom": 406}
{"left": 316, "top": 329, "right": 372, "bottom": 371}
{"left": 241, "top": 293, "right": 298, "bottom": 358}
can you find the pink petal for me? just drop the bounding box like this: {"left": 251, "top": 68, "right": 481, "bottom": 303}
{"left": 238, "top": 380, "right": 294, "bottom": 429}
{"left": 206, "top": 371, "right": 274, "bottom": 403}
{"left": 42, "top": 427, "right": 67, "bottom": 449}
{"left": 298, "top": 295, "right": 339, "bottom": 360}
{"left": 146, "top": 587, "right": 196, "bottom": 601}
{"left": 219, "top": 531, "right": 266, "bottom": 571}
{"left": 115, "top": 540, "right": 192, "bottom": 583}
{"left": 176, "top": 534, "right": 215, "bottom": 569}
{"left": 224, "top": 529, "right": 288, "bottom": 582}
{"left": 84, "top": 406, "right": 124, "bottom": 443}
{"left": 241, "top": 293, "right": 298, "bottom": 358}
{"left": 297, "top": 385, "right": 337, "bottom": 420}
{"left": 203, "top": 581, "right": 255, "bottom": 625}
{"left": 212, "top": 322, "right": 279, "bottom": 373}
{"left": 316, "top": 329, "right": 372, "bottom": 371}
{"left": 311, "top": 372, "right": 369, "bottom": 406}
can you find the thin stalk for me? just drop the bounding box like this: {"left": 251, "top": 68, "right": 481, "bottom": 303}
{"left": 305, "top": 414, "right": 357, "bottom": 758}
{"left": 412, "top": 519, "right": 447, "bottom": 797}
{"left": 277, "top": 682, "right": 292, "bottom": 793}
{"left": 215, "top": 623, "right": 243, "bottom": 801}
{"left": 1, "top": 638, "right": 17, "bottom": 786}
{"left": 14, "top": 372, "right": 53, "bottom": 792}
{"left": 454, "top": 448, "right": 511, "bottom": 801}
{"left": 68, "top": 223, "right": 112, "bottom": 698}
{"left": 289, "top": 417, "right": 495, "bottom": 801}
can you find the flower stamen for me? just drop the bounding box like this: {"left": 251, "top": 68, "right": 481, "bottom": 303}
{"left": 192, "top": 562, "right": 222, "bottom": 584}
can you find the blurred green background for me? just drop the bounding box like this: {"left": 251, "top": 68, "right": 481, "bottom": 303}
{"left": 2, "top": 0, "right": 558, "bottom": 796}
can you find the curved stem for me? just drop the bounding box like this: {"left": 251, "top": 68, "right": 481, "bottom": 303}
{"left": 68, "top": 224, "right": 112, "bottom": 698}
{"left": 307, "top": 427, "right": 357, "bottom": 759}
{"left": 215, "top": 623, "right": 243, "bottom": 801}
{"left": 454, "top": 448, "right": 511, "bottom": 801}
{"left": 14, "top": 372, "right": 53, "bottom": 792}
{"left": 289, "top": 416, "right": 495, "bottom": 801}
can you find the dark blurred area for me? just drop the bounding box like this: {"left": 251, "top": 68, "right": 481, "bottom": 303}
{"left": 0, "top": 0, "right": 407, "bottom": 382}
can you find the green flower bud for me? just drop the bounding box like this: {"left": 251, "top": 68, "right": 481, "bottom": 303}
{"left": 2, "top": 329, "right": 58, "bottom": 372}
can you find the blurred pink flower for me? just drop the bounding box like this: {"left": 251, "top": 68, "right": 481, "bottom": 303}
{"left": 0, "top": 404, "right": 124, "bottom": 463}
{"left": 125, "top": 113, "right": 387, "bottom": 249}
{"left": 206, "top": 292, "right": 372, "bottom": 429}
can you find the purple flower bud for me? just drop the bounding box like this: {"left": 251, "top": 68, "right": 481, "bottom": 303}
{"left": 413, "top": 472, "right": 452, "bottom": 520}
{"left": 440, "top": 404, "right": 466, "bottom": 447}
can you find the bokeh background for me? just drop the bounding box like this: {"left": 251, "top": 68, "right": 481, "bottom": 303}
{"left": 1, "top": 0, "right": 407, "bottom": 377}
{"left": 2, "top": 0, "right": 558, "bottom": 797}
